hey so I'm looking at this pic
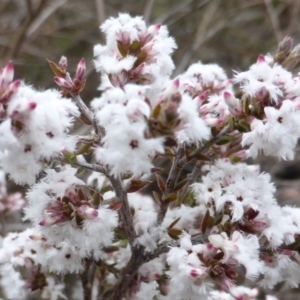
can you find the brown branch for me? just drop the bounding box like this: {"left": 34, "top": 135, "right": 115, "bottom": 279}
{"left": 6, "top": 0, "right": 47, "bottom": 59}
{"left": 263, "top": 0, "right": 282, "bottom": 43}
{"left": 95, "top": 0, "right": 106, "bottom": 27}
{"left": 182, "top": 124, "right": 230, "bottom": 165}
{"left": 54, "top": 156, "right": 107, "bottom": 174}
{"left": 180, "top": 161, "right": 204, "bottom": 197}
{"left": 108, "top": 175, "right": 136, "bottom": 247}
{"left": 142, "top": 0, "right": 155, "bottom": 23}
{"left": 157, "top": 147, "right": 185, "bottom": 224}
{"left": 109, "top": 247, "right": 145, "bottom": 300}
{"left": 81, "top": 259, "right": 93, "bottom": 300}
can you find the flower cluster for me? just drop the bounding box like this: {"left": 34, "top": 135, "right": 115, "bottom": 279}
{"left": 1, "top": 12, "right": 300, "bottom": 300}
{"left": 0, "top": 63, "right": 79, "bottom": 184}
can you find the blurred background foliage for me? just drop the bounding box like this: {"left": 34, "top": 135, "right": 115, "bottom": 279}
{"left": 1, "top": 0, "right": 300, "bottom": 102}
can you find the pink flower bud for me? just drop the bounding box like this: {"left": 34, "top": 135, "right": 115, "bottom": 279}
{"left": 147, "top": 24, "right": 161, "bottom": 37}
{"left": 59, "top": 56, "right": 68, "bottom": 69}
{"left": 257, "top": 54, "right": 266, "bottom": 63}
{"left": 232, "top": 150, "right": 248, "bottom": 160}
{"left": 0, "top": 61, "right": 14, "bottom": 89}
{"left": 190, "top": 269, "right": 199, "bottom": 278}
{"left": 224, "top": 91, "right": 242, "bottom": 115}
{"left": 214, "top": 79, "right": 232, "bottom": 91}
{"left": 77, "top": 205, "right": 98, "bottom": 219}
{"left": 54, "top": 76, "right": 73, "bottom": 90}
{"left": 28, "top": 102, "right": 37, "bottom": 110}
{"left": 163, "top": 78, "right": 180, "bottom": 98}
{"left": 197, "top": 90, "right": 210, "bottom": 103}
{"left": 203, "top": 117, "right": 222, "bottom": 127}
{"left": 74, "top": 58, "right": 86, "bottom": 81}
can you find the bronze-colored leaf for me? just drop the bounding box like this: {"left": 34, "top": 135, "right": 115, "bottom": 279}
{"left": 155, "top": 173, "right": 166, "bottom": 193}
{"left": 127, "top": 178, "right": 151, "bottom": 193}
{"left": 48, "top": 59, "right": 66, "bottom": 77}
{"left": 216, "top": 135, "right": 235, "bottom": 145}
{"left": 201, "top": 210, "right": 214, "bottom": 233}
{"left": 167, "top": 228, "right": 182, "bottom": 240}
{"left": 79, "top": 112, "right": 93, "bottom": 125}
{"left": 164, "top": 193, "right": 177, "bottom": 203}
{"left": 194, "top": 153, "right": 211, "bottom": 161}
{"left": 173, "top": 178, "right": 189, "bottom": 193}
{"left": 133, "top": 51, "right": 147, "bottom": 68}
{"left": 117, "top": 40, "right": 128, "bottom": 57}
{"left": 153, "top": 191, "right": 162, "bottom": 206}
{"left": 168, "top": 217, "right": 181, "bottom": 229}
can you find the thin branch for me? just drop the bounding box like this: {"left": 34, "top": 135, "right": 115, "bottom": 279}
{"left": 109, "top": 247, "right": 145, "bottom": 300}
{"left": 108, "top": 175, "right": 136, "bottom": 247}
{"left": 81, "top": 259, "right": 93, "bottom": 300}
{"left": 142, "top": 0, "right": 155, "bottom": 23}
{"left": 54, "top": 156, "right": 107, "bottom": 174}
{"left": 182, "top": 124, "right": 230, "bottom": 165}
{"left": 153, "top": 0, "right": 194, "bottom": 24}
{"left": 95, "top": 0, "right": 106, "bottom": 28}
{"left": 144, "top": 234, "right": 207, "bottom": 263}
{"left": 6, "top": 0, "right": 47, "bottom": 59}
{"left": 180, "top": 161, "right": 204, "bottom": 197}
{"left": 174, "top": 0, "right": 221, "bottom": 75}
{"left": 263, "top": 0, "right": 282, "bottom": 43}
{"left": 27, "top": 0, "right": 68, "bottom": 37}
{"left": 157, "top": 147, "right": 185, "bottom": 224}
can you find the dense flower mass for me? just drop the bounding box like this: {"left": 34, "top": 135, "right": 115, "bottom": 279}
{"left": 1, "top": 12, "right": 300, "bottom": 300}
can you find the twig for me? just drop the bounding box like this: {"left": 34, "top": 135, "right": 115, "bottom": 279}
{"left": 263, "top": 0, "right": 282, "bottom": 43}
{"left": 6, "top": 0, "right": 47, "bottom": 59}
{"left": 95, "top": 0, "right": 106, "bottom": 28}
{"left": 144, "top": 234, "right": 207, "bottom": 263}
{"left": 180, "top": 161, "right": 204, "bottom": 198}
{"left": 108, "top": 175, "right": 136, "bottom": 247}
{"left": 54, "top": 156, "right": 107, "bottom": 174}
{"left": 157, "top": 147, "right": 185, "bottom": 224}
{"left": 27, "top": 0, "right": 68, "bottom": 37}
{"left": 81, "top": 259, "right": 93, "bottom": 300}
{"left": 109, "top": 247, "right": 145, "bottom": 300}
{"left": 142, "top": 0, "right": 155, "bottom": 23}
{"left": 183, "top": 124, "right": 230, "bottom": 164}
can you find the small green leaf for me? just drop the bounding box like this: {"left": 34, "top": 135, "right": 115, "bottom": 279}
{"left": 152, "top": 104, "right": 161, "bottom": 118}
{"left": 117, "top": 40, "right": 128, "bottom": 57}
{"left": 133, "top": 51, "right": 147, "bottom": 68}
{"left": 164, "top": 192, "right": 177, "bottom": 203}
{"left": 167, "top": 228, "right": 182, "bottom": 240}
{"left": 216, "top": 135, "right": 235, "bottom": 145}
{"left": 129, "top": 40, "right": 141, "bottom": 53}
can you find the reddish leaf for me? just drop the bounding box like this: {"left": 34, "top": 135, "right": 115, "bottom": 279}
{"left": 153, "top": 191, "right": 162, "bottom": 206}
{"left": 155, "top": 173, "right": 166, "bottom": 193}
{"left": 201, "top": 210, "right": 214, "bottom": 233}
{"left": 127, "top": 179, "right": 151, "bottom": 193}
{"left": 48, "top": 59, "right": 66, "bottom": 77}
{"left": 112, "top": 202, "right": 123, "bottom": 211}
{"left": 168, "top": 217, "right": 181, "bottom": 229}
{"left": 194, "top": 153, "right": 211, "bottom": 161}
{"left": 173, "top": 178, "right": 189, "bottom": 193}
{"left": 167, "top": 228, "right": 182, "bottom": 240}
{"left": 164, "top": 192, "right": 177, "bottom": 204}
